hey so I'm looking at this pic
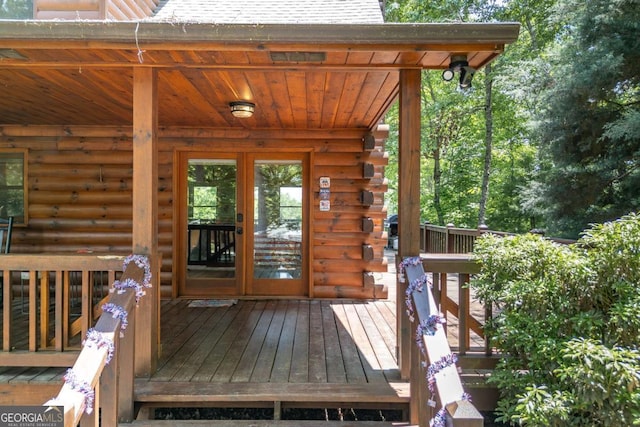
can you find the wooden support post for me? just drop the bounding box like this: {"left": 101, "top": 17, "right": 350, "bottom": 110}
{"left": 397, "top": 68, "right": 422, "bottom": 379}
{"left": 447, "top": 399, "right": 483, "bottom": 426}
{"left": 485, "top": 303, "right": 493, "bottom": 357}
{"left": 2, "top": 270, "right": 10, "bottom": 352}
{"left": 273, "top": 401, "right": 282, "bottom": 420}
{"left": 100, "top": 336, "right": 118, "bottom": 426}
{"left": 409, "top": 330, "right": 422, "bottom": 425}
{"left": 458, "top": 273, "right": 470, "bottom": 356}
{"left": 132, "top": 67, "right": 159, "bottom": 376}
{"left": 55, "top": 271, "right": 64, "bottom": 351}
{"left": 29, "top": 271, "right": 36, "bottom": 352}
{"left": 118, "top": 302, "right": 136, "bottom": 421}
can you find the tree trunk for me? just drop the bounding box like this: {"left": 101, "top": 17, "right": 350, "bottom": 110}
{"left": 478, "top": 64, "right": 493, "bottom": 227}
{"left": 432, "top": 142, "right": 444, "bottom": 225}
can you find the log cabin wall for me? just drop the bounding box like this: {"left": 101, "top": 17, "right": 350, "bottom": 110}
{"left": 0, "top": 125, "right": 389, "bottom": 299}
{"left": 34, "top": 0, "right": 158, "bottom": 20}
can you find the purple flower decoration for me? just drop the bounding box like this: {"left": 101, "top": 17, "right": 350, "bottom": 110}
{"left": 64, "top": 368, "right": 95, "bottom": 414}
{"left": 112, "top": 277, "right": 146, "bottom": 305}
{"left": 123, "top": 254, "right": 152, "bottom": 288}
{"left": 426, "top": 353, "right": 458, "bottom": 393}
{"left": 405, "top": 273, "right": 433, "bottom": 322}
{"left": 429, "top": 408, "right": 447, "bottom": 427}
{"left": 398, "top": 256, "right": 422, "bottom": 277}
{"left": 83, "top": 328, "right": 115, "bottom": 364}
{"left": 102, "top": 303, "right": 129, "bottom": 337}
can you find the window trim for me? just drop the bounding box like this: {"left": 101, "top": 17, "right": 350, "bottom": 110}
{"left": 0, "top": 148, "right": 28, "bottom": 226}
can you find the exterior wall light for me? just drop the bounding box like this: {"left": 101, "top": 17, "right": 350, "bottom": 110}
{"left": 229, "top": 101, "right": 255, "bottom": 118}
{"left": 441, "top": 55, "right": 476, "bottom": 89}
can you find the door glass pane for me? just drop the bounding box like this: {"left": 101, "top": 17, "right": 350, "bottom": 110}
{"left": 187, "top": 159, "right": 236, "bottom": 279}
{"left": 253, "top": 161, "right": 302, "bottom": 279}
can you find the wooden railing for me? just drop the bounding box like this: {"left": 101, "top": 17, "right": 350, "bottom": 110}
{"left": 420, "top": 222, "right": 507, "bottom": 254}
{"left": 422, "top": 254, "right": 487, "bottom": 356}
{"left": 1, "top": 254, "right": 127, "bottom": 367}
{"left": 420, "top": 222, "right": 575, "bottom": 254}
{"left": 43, "top": 255, "right": 149, "bottom": 426}
{"left": 402, "top": 256, "right": 482, "bottom": 426}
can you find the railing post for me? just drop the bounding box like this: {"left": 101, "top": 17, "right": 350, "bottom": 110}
{"left": 485, "top": 304, "right": 493, "bottom": 357}
{"left": 118, "top": 302, "right": 136, "bottom": 422}
{"left": 423, "top": 221, "right": 430, "bottom": 253}
{"left": 448, "top": 399, "right": 483, "bottom": 426}
{"left": 458, "top": 273, "right": 470, "bottom": 356}
{"left": 409, "top": 330, "right": 424, "bottom": 425}
{"left": 446, "top": 223, "right": 455, "bottom": 253}
{"left": 100, "top": 336, "right": 118, "bottom": 426}
{"left": 476, "top": 224, "right": 489, "bottom": 253}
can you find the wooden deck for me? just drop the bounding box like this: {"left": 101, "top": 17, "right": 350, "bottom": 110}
{"left": 134, "top": 297, "right": 410, "bottom": 418}
{"left": 0, "top": 251, "right": 498, "bottom": 423}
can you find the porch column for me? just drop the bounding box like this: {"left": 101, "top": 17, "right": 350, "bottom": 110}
{"left": 132, "top": 67, "right": 159, "bottom": 376}
{"left": 397, "top": 68, "right": 421, "bottom": 379}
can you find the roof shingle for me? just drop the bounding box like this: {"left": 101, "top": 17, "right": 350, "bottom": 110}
{"left": 150, "top": 0, "right": 384, "bottom": 24}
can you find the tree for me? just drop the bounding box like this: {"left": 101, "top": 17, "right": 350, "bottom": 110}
{"left": 525, "top": 0, "right": 640, "bottom": 237}
{"left": 385, "top": 0, "right": 543, "bottom": 231}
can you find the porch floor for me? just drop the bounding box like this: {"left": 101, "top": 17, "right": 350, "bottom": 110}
{"left": 134, "top": 297, "right": 410, "bottom": 416}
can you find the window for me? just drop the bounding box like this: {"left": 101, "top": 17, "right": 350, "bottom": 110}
{"left": 0, "top": 149, "right": 27, "bottom": 225}
{"left": 0, "top": 0, "right": 33, "bottom": 19}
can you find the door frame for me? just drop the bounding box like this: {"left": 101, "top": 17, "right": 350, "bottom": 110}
{"left": 173, "top": 148, "right": 312, "bottom": 298}
{"left": 174, "top": 151, "right": 246, "bottom": 297}
{"left": 244, "top": 152, "right": 311, "bottom": 297}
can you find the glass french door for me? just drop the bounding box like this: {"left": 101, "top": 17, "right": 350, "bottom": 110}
{"left": 246, "top": 153, "right": 308, "bottom": 296}
{"left": 178, "top": 151, "right": 308, "bottom": 297}
{"left": 179, "top": 153, "right": 243, "bottom": 296}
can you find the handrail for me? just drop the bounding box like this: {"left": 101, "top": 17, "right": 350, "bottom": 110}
{"left": 401, "top": 256, "right": 482, "bottom": 427}
{"left": 43, "top": 254, "right": 150, "bottom": 427}
{"left": 420, "top": 254, "right": 486, "bottom": 356}
{"left": 420, "top": 222, "right": 574, "bottom": 254}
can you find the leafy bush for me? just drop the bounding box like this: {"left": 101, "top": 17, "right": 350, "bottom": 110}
{"left": 471, "top": 213, "right": 640, "bottom": 426}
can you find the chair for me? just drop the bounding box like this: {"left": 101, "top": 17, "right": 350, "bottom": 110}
{"left": 0, "top": 216, "right": 14, "bottom": 254}
{"left": 0, "top": 216, "right": 13, "bottom": 304}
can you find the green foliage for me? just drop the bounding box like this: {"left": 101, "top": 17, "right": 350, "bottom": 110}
{"left": 384, "top": 1, "right": 541, "bottom": 232}
{"left": 471, "top": 213, "right": 640, "bottom": 425}
{"left": 525, "top": 0, "right": 640, "bottom": 238}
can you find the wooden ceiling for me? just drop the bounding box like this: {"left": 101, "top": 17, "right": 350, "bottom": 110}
{"left": 0, "top": 21, "right": 520, "bottom": 130}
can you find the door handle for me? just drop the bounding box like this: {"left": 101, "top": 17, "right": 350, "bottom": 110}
{"left": 236, "top": 227, "right": 243, "bottom": 235}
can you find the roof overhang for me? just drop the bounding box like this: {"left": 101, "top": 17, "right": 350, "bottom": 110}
{"left": 0, "top": 20, "right": 520, "bottom": 128}
{"left": 0, "top": 21, "right": 520, "bottom": 66}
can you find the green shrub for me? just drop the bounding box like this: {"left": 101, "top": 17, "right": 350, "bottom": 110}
{"left": 471, "top": 213, "right": 640, "bottom": 426}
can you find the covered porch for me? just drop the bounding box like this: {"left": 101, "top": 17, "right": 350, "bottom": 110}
{"left": 0, "top": 250, "right": 497, "bottom": 424}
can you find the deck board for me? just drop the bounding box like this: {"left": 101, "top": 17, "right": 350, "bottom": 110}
{"left": 134, "top": 297, "right": 406, "bottom": 411}
{"left": 289, "top": 300, "right": 310, "bottom": 383}
{"left": 307, "top": 300, "right": 328, "bottom": 382}
{"left": 322, "top": 300, "right": 347, "bottom": 383}
{"left": 230, "top": 300, "right": 275, "bottom": 383}
{"left": 332, "top": 302, "right": 368, "bottom": 383}
{"left": 271, "top": 300, "right": 298, "bottom": 383}
{"left": 190, "top": 301, "right": 255, "bottom": 382}
{"left": 250, "top": 300, "right": 285, "bottom": 383}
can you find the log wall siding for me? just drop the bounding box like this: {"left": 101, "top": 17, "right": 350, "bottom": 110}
{"left": 0, "top": 125, "right": 389, "bottom": 299}
{"left": 34, "top": 0, "right": 158, "bottom": 20}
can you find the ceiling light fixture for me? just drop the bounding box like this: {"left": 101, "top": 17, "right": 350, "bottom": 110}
{"left": 229, "top": 101, "right": 255, "bottom": 118}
